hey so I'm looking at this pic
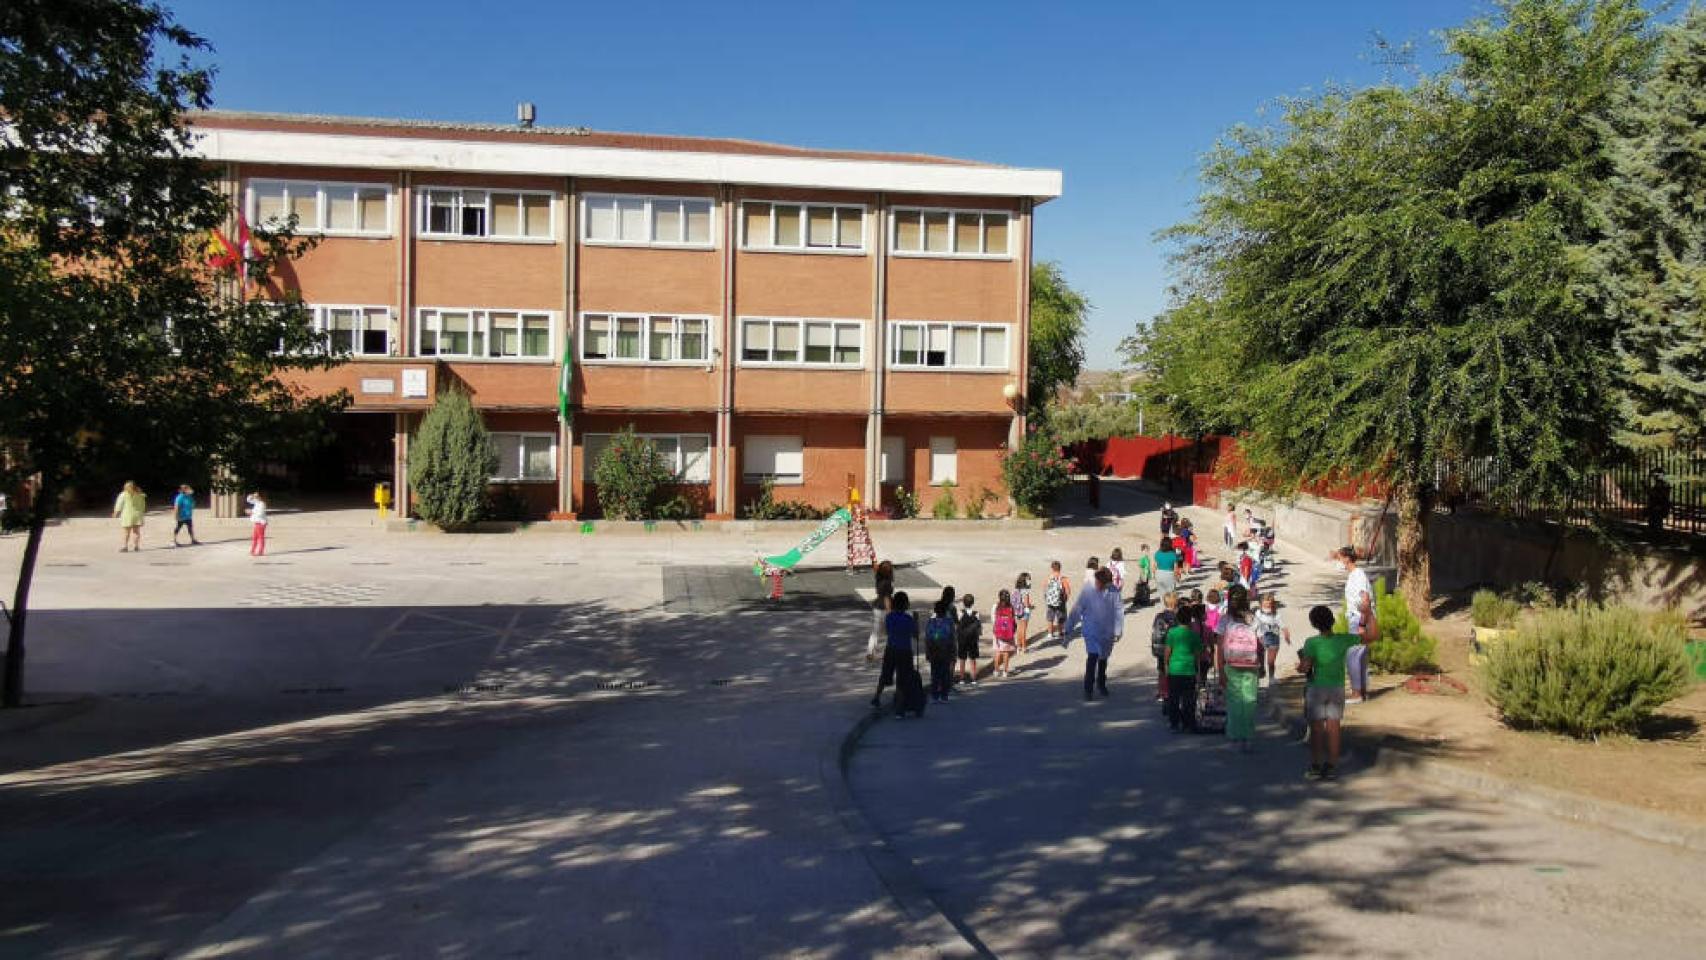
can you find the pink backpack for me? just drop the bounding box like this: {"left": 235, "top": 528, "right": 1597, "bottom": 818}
{"left": 1222, "top": 621, "right": 1261, "bottom": 669}
{"left": 993, "top": 606, "right": 1017, "bottom": 641}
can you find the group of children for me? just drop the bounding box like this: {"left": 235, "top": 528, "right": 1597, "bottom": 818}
{"left": 867, "top": 565, "right": 1042, "bottom": 716}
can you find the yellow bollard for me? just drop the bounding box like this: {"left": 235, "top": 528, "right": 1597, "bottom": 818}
{"left": 374, "top": 481, "right": 393, "bottom": 520}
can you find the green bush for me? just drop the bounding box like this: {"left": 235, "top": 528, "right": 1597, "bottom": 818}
{"left": 1000, "top": 427, "right": 1073, "bottom": 517}
{"left": 1471, "top": 589, "right": 1521, "bottom": 629}
{"left": 656, "top": 494, "right": 697, "bottom": 521}
{"left": 1369, "top": 577, "right": 1436, "bottom": 672}
{"left": 965, "top": 485, "right": 995, "bottom": 519}
{"left": 742, "top": 478, "right": 827, "bottom": 520}
{"left": 888, "top": 485, "right": 918, "bottom": 519}
{"left": 1483, "top": 603, "right": 1690, "bottom": 737}
{"left": 409, "top": 389, "right": 498, "bottom": 530}
{"left": 592, "top": 426, "right": 675, "bottom": 520}
{"left": 931, "top": 481, "right": 959, "bottom": 519}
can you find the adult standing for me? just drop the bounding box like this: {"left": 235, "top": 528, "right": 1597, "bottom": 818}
{"left": 112, "top": 481, "right": 146, "bottom": 552}
{"left": 1153, "top": 537, "right": 1180, "bottom": 598}
{"left": 171, "top": 484, "right": 200, "bottom": 546}
{"left": 1337, "top": 546, "right": 1372, "bottom": 704}
{"left": 1223, "top": 503, "right": 1238, "bottom": 548}
{"left": 870, "top": 591, "right": 922, "bottom": 710}
{"left": 1064, "top": 567, "right": 1120, "bottom": 701}
{"left": 1215, "top": 585, "right": 1262, "bottom": 752}
{"left": 1300, "top": 596, "right": 1380, "bottom": 780}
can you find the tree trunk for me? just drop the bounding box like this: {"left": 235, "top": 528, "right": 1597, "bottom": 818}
{"left": 1395, "top": 481, "right": 1433, "bottom": 621}
{"left": 3, "top": 484, "right": 51, "bottom": 708}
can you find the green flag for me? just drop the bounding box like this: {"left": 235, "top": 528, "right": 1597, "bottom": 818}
{"left": 557, "top": 328, "right": 573, "bottom": 427}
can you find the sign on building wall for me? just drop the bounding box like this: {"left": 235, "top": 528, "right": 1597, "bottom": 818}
{"left": 360, "top": 378, "right": 395, "bottom": 395}
{"left": 401, "top": 368, "right": 429, "bottom": 399}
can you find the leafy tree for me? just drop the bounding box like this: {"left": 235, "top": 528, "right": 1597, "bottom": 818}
{"left": 1027, "top": 261, "right": 1089, "bottom": 416}
{"left": 408, "top": 390, "right": 497, "bottom": 529}
{"left": 1044, "top": 397, "right": 1143, "bottom": 444}
{"left": 591, "top": 425, "right": 674, "bottom": 520}
{"left": 1131, "top": 0, "right": 1655, "bottom": 616}
{"left": 1591, "top": 5, "right": 1706, "bottom": 449}
{"left": 0, "top": 0, "right": 341, "bottom": 707}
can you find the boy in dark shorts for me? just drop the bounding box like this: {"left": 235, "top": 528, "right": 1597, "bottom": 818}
{"left": 956, "top": 593, "right": 982, "bottom": 686}
{"left": 1044, "top": 560, "right": 1070, "bottom": 645}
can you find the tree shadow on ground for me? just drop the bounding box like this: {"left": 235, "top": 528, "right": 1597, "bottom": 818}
{"left": 0, "top": 569, "right": 945, "bottom": 959}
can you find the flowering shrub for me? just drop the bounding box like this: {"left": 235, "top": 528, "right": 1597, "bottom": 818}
{"left": 592, "top": 426, "right": 675, "bottom": 520}
{"left": 1001, "top": 428, "right": 1074, "bottom": 517}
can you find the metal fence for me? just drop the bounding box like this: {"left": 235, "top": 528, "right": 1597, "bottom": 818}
{"left": 1435, "top": 442, "right": 1706, "bottom": 538}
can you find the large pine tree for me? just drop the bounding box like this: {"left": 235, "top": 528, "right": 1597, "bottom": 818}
{"left": 1593, "top": 5, "right": 1706, "bottom": 449}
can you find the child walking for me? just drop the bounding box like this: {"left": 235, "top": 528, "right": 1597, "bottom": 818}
{"left": 924, "top": 600, "right": 958, "bottom": 702}
{"left": 1012, "top": 573, "right": 1035, "bottom": 654}
{"left": 956, "top": 594, "right": 982, "bottom": 686}
{"left": 1254, "top": 592, "right": 1290, "bottom": 687}
{"left": 1044, "top": 561, "right": 1070, "bottom": 646}
{"left": 990, "top": 589, "right": 1019, "bottom": 678}
{"left": 246, "top": 491, "right": 269, "bottom": 556}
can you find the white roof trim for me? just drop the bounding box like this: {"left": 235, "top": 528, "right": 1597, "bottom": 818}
{"left": 188, "top": 127, "right": 1063, "bottom": 201}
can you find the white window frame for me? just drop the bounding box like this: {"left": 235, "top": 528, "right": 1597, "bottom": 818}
{"left": 247, "top": 179, "right": 394, "bottom": 237}
{"left": 312, "top": 304, "right": 395, "bottom": 358}
{"left": 490, "top": 432, "right": 558, "bottom": 483}
{"left": 578, "top": 312, "right": 714, "bottom": 366}
{"left": 582, "top": 432, "right": 712, "bottom": 484}
{"left": 579, "top": 193, "right": 717, "bottom": 249}
{"left": 929, "top": 436, "right": 958, "bottom": 486}
{"left": 739, "top": 200, "right": 868, "bottom": 254}
{"left": 414, "top": 307, "right": 556, "bottom": 361}
{"left": 887, "top": 321, "right": 1011, "bottom": 371}
{"left": 889, "top": 206, "right": 1013, "bottom": 259}
{"left": 743, "top": 435, "right": 805, "bottom": 485}
{"left": 417, "top": 186, "right": 556, "bottom": 243}
{"left": 738, "top": 317, "right": 866, "bottom": 369}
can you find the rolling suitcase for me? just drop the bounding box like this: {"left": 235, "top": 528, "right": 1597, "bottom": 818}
{"left": 1195, "top": 670, "right": 1227, "bottom": 734}
{"left": 895, "top": 652, "right": 928, "bottom": 718}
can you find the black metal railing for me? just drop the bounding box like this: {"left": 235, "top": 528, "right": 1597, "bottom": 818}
{"left": 1436, "top": 442, "right": 1706, "bottom": 538}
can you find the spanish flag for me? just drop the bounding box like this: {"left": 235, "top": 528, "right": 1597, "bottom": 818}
{"left": 204, "top": 227, "right": 239, "bottom": 271}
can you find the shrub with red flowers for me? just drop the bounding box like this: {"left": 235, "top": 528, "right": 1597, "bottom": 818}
{"left": 1000, "top": 427, "right": 1074, "bottom": 517}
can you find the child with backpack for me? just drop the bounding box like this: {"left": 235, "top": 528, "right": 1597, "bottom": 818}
{"left": 1012, "top": 573, "right": 1035, "bottom": 654}
{"left": 990, "top": 589, "right": 1019, "bottom": 678}
{"left": 1044, "top": 560, "right": 1070, "bottom": 645}
{"left": 1108, "top": 547, "right": 1127, "bottom": 599}
{"left": 924, "top": 600, "right": 958, "bottom": 703}
{"left": 956, "top": 594, "right": 982, "bottom": 686}
{"left": 1203, "top": 588, "right": 1224, "bottom": 635}
{"left": 1151, "top": 592, "right": 1179, "bottom": 705}
{"left": 1216, "top": 584, "right": 1263, "bottom": 752}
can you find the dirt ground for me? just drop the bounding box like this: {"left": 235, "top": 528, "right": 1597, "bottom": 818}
{"left": 1344, "top": 609, "right": 1706, "bottom": 824}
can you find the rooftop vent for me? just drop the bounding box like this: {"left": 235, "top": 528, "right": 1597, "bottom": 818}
{"left": 517, "top": 102, "right": 536, "bottom": 129}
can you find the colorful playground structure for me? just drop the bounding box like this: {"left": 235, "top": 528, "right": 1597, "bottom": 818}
{"left": 755, "top": 487, "right": 877, "bottom": 599}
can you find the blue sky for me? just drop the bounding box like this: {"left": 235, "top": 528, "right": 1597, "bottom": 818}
{"left": 166, "top": 0, "right": 1496, "bottom": 365}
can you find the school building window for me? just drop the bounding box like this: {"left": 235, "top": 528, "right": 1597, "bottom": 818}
{"left": 580, "top": 313, "right": 710, "bottom": 363}
{"left": 743, "top": 435, "right": 804, "bottom": 484}
{"left": 419, "top": 187, "right": 554, "bottom": 240}
{"left": 491, "top": 433, "right": 556, "bottom": 482}
{"left": 581, "top": 194, "right": 715, "bottom": 247}
{"left": 316, "top": 305, "right": 393, "bottom": 357}
{"left": 415, "top": 308, "right": 554, "bottom": 360}
{"left": 741, "top": 202, "right": 865, "bottom": 252}
{"left": 888, "top": 322, "right": 1009, "bottom": 370}
{"left": 881, "top": 436, "right": 905, "bottom": 484}
{"left": 891, "top": 208, "right": 1010, "bottom": 257}
{"left": 249, "top": 179, "right": 392, "bottom": 236}
{"left": 582, "top": 433, "right": 711, "bottom": 484}
{"left": 739, "top": 318, "right": 863, "bottom": 367}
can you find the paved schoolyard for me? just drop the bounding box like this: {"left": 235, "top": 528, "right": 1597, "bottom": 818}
{"left": 1, "top": 487, "right": 1701, "bottom": 958}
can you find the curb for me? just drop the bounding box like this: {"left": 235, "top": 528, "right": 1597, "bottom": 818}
{"left": 0, "top": 697, "right": 98, "bottom": 735}
{"left": 1371, "top": 747, "right": 1706, "bottom": 854}
{"left": 821, "top": 707, "right": 988, "bottom": 959}
{"left": 1265, "top": 680, "right": 1706, "bottom": 853}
